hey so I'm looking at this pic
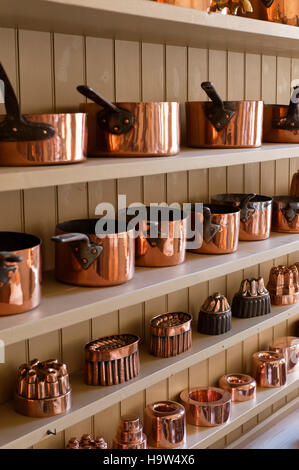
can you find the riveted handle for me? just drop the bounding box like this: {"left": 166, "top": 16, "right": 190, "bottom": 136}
{"left": 239, "top": 193, "right": 256, "bottom": 223}
{"left": 281, "top": 203, "right": 299, "bottom": 224}
{"left": 0, "top": 251, "right": 23, "bottom": 289}
{"left": 201, "top": 81, "right": 235, "bottom": 131}
{"left": 144, "top": 221, "right": 168, "bottom": 248}
{"left": 52, "top": 233, "right": 103, "bottom": 270}
{"left": 203, "top": 207, "right": 221, "bottom": 244}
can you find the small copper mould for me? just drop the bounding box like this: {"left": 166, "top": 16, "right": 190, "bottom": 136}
{"left": 252, "top": 351, "right": 287, "bottom": 388}
{"left": 144, "top": 401, "right": 186, "bottom": 449}
{"left": 267, "top": 265, "right": 299, "bottom": 306}
{"left": 218, "top": 373, "right": 256, "bottom": 402}
{"left": 85, "top": 334, "right": 140, "bottom": 386}
{"left": 66, "top": 434, "right": 108, "bottom": 449}
{"left": 14, "top": 358, "right": 72, "bottom": 418}
{"left": 198, "top": 293, "right": 232, "bottom": 335}
{"left": 232, "top": 277, "right": 271, "bottom": 318}
{"left": 113, "top": 415, "right": 147, "bottom": 449}
{"left": 269, "top": 336, "right": 299, "bottom": 374}
{"left": 150, "top": 312, "right": 192, "bottom": 358}
{"left": 180, "top": 387, "right": 231, "bottom": 427}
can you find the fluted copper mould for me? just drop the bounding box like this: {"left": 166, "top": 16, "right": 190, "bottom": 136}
{"left": 180, "top": 387, "right": 231, "bottom": 426}
{"left": 52, "top": 218, "right": 135, "bottom": 287}
{"left": 218, "top": 374, "right": 256, "bottom": 401}
{"left": 198, "top": 293, "right": 232, "bottom": 335}
{"left": 85, "top": 334, "right": 140, "bottom": 386}
{"left": 113, "top": 415, "right": 147, "bottom": 449}
{"left": 271, "top": 196, "right": 299, "bottom": 233}
{"left": 267, "top": 265, "right": 299, "bottom": 305}
{"left": 66, "top": 434, "right": 108, "bottom": 449}
{"left": 211, "top": 193, "right": 272, "bottom": 241}
{"left": 269, "top": 336, "right": 299, "bottom": 373}
{"left": 231, "top": 277, "right": 271, "bottom": 318}
{"left": 0, "top": 63, "right": 86, "bottom": 166}
{"left": 156, "top": 0, "right": 253, "bottom": 15}
{"left": 77, "top": 85, "right": 180, "bottom": 157}
{"left": 290, "top": 171, "right": 299, "bottom": 197}
{"left": 186, "top": 82, "right": 263, "bottom": 148}
{"left": 144, "top": 401, "right": 186, "bottom": 448}
{"left": 264, "top": 85, "right": 299, "bottom": 143}
{"left": 0, "top": 232, "right": 41, "bottom": 316}
{"left": 252, "top": 351, "right": 287, "bottom": 387}
{"left": 150, "top": 312, "right": 192, "bottom": 358}
{"left": 14, "top": 358, "right": 72, "bottom": 417}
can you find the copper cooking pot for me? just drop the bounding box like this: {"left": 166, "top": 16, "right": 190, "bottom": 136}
{"left": 0, "top": 63, "right": 87, "bottom": 166}
{"left": 186, "top": 82, "right": 263, "bottom": 148}
{"left": 156, "top": 0, "right": 253, "bottom": 15}
{"left": 271, "top": 196, "right": 299, "bottom": 233}
{"left": 189, "top": 204, "right": 240, "bottom": 254}
{"left": 0, "top": 232, "right": 41, "bottom": 315}
{"left": 52, "top": 219, "right": 135, "bottom": 287}
{"left": 290, "top": 170, "right": 299, "bottom": 197}
{"left": 77, "top": 86, "right": 180, "bottom": 157}
{"left": 211, "top": 193, "right": 272, "bottom": 240}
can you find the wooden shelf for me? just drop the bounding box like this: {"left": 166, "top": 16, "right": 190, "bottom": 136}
{"left": 1, "top": 0, "right": 299, "bottom": 57}
{"left": 1, "top": 233, "right": 299, "bottom": 346}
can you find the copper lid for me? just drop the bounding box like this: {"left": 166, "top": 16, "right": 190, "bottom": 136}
{"left": 200, "top": 292, "right": 231, "bottom": 314}
{"left": 85, "top": 334, "right": 140, "bottom": 362}
{"left": 150, "top": 312, "right": 192, "bottom": 337}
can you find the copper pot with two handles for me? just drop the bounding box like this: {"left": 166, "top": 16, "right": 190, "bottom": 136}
{"left": 156, "top": 0, "right": 254, "bottom": 15}
{"left": 0, "top": 232, "right": 42, "bottom": 315}
{"left": 271, "top": 196, "right": 299, "bottom": 233}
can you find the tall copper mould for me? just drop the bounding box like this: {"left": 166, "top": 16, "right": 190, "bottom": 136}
{"left": 66, "top": 435, "right": 108, "bottom": 449}
{"left": 77, "top": 85, "right": 180, "bottom": 157}
{"left": 144, "top": 401, "right": 186, "bottom": 449}
{"left": 150, "top": 312, "right": 192, "bottom": 358}
{"left": 271, "top": 196, "right": 299, "bottom": 233}
{"left": 113, "top": 415, "right": 147, "bottom": 449}
{"left": 231, "top": 277, "right": 271, "bottom": 318}
{"left": 252, "top": 351, "right": 287, "bottom": 387}
{"left": 0, "top": 232, "right": 41, "bottom": 316}
{"left": 14, "top": 358, "right": 72, "bottom": 417}
{"left": 198, "top": 293, "right": 232, "bottom": 335}
{"left": 290, "top": 170, "right": 299, "bottom": 197}
{"left": 186, "top": 82, "right": 263, "bottom": 148}
{"left": 180, "top": 387, "right": 231, "bottom": 426}
{"left": 85, "top": 334, "right": 140, "bottom": 386}
{"left": 156, "top": 0, "right": 253, "bottom": 15}
{"left": 269, "top": 336, "right": 299, "bottom": 373}
{"left": 264, "top": 86, "right": 299, "bottom": 143}
{"left": 267, "top": 265, "right": 299, "bottom": 305}
{"left": 211, "top": 193, "right": 272, "bottom": 241}
{"left": 0, "top": 63, "right": 86, "bottom": 166}
{"left": 219, "top": 374, "right": 256, "bottom": 402}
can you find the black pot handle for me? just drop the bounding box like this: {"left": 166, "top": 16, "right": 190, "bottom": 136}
{"left": 281, "top": 203, "right": 299, "bottom": 225}
{"left": 261, "top": 0, "right": 274, "bottom": 7}
{"left": 0, "top": 251, "right": 23, "bottom": 289}
{"left": 203, "top": 207, "right": 221, "bottom": 244}
{"left": 239, "top": 193, "right": 256, "bottom": 223}
{"left": 51, "top": 233, "right": 103, "bottom": 270}
{"left": 272, "top": 86, "right": 299, "bottom": 131}
{"left": 77, "top": 85, "right": 135, "bottom": 135}
{"left": 201, "top": 81, "right": 235, "bottom": 131}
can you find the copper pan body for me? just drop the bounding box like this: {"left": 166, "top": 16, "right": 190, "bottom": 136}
{"left": 263, "top": 105, "right": 299, "bottom": 143}
{"left": 0, "top": 113, "right": 87, "bottom": 166}
{"left": 144, "top": 401, "right": 186, "bottom": 448}
{"left": 80, "top": 102, "right": 180, "bottom": 157}
{"left": 271, "top": 196, "right": 299, "bottom": 233}
{"left": 252, "top": 351, "right": 287, "bottom": 387}
{"left": 290, "top": 171, "right": 299, "bottom": 196}
{"left": 0, "top": 232, "right": 41, "bottom": 316}
{"left": 186, "top": 100, "right": 263, "bottom": 148}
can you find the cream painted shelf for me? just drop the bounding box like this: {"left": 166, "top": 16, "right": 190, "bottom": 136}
{"left": 1, "top": 0, "right": 299, "bottom": 57}
{"left": 1, "top": 233, "right": 299, "bottom": 346}
{"left": 0, "top": 308, "right": 298, "bottom": 449}
{"left": 0, "top": 144, "right": 299, "bottom": 192}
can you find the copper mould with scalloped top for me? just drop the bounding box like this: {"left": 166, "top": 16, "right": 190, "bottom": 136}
{"left": 144, "top": 401, "right": 186, "bottom": 449}
{"left": 113, "top": 415, "right": 147, "bottom": 449}
{"left": 252, "top": 351, "right": 287, "bottom": 387}
{"left": 198, "top": 293, "right": 232, "bottom": 335}
{"left": 269, "top": 336, "right": 299, "bottom": 373}
{"left": 271, "top": 196, "right": 299, "bottom": 233}
{"left": 267, "top": 265, "right": 299, "bottom": 305}
{"left": 218, "top": 373, "right": 256, "bottom": 401}
{"left": 150, "top": 312, "right": 192, "bottom": 358}
{"left": 232, "top": 277, "right": 271, "bottom": 318}
{"left": 66, "top": 434, "right": 108, "bottom": 449}
{"left": 180, "top": 387, "right": 231, "bottom": 426}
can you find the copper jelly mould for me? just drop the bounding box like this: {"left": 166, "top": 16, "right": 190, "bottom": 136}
{"left": 252, "top": 351, "right": 287, "bottom": 388}
{"left": 267, "top": 265, "right": 299, "bottom": 306}
{"left": 269, "top": 336, "right": 299, "bottom": 373}
{"left": 198, "top": 293, "right": 232, "bottom": 335}
{"left": 150, "top": 312, "right": 192, "bottom": 358}
{"left": 218, "top": 373, "right": 256, "bottom": 402}
{"left": 231, "top": 277, "right": 271, "bottom": 318}
{"left": 66, "top": 434, "right": 108, "bottom": 449}
{"left": 144, "top": 401, "right": 186, "bottom": 449}
{"left": 113, "top": 415, "right": 147, "bottom": 449}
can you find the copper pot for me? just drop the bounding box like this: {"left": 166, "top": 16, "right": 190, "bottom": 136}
{"left": 271, "top": 196, "right": 299, "bottom": 233}
{"left": 156, "top": 0, "right": 254, "bottom": 15}
{"left": 0, "top": 232, "right": 41, "bottom": 316}
{"left": 77, "top": 86, "right": 180, "bottom": 157}
{"left": 52, "top": 219, "right": 135, "bottom": 287}
{"left": 264, "top": 86, "right": 299, "bottom": 143}
{"left": 0, "top": 63, "right": 87, "bottom": 166}
{"left": 186, "top": 82, "right": 263, "bottom": 148}
{"left": 290, "top": 171, "right": 299, "bottom": 196}
{"left": 211, "top": 193, "right": 272, "bottom": 240}
{"left": 189, "top": 204, "right": 240, "bottom": 254}
{"left": 144, "top": 401, "right": 186, "bottom": 448}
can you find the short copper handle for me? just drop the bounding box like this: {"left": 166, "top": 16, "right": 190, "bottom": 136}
{"left": 240, "top": 193, "right": 256, "bottom": 223}
{"left": 203, "top": 207, "right": 221, "bottom": 244}
{"left": 51, "top": 233, "right": 103, "bottom": 270}
{"left": 0, "top": 251, "right": 23, "bottom": 289}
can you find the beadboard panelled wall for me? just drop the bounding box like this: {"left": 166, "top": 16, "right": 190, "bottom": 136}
{"left": 0, "top": 26, "right": 299, "bottom": 449}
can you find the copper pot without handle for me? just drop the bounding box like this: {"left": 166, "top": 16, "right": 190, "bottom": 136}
{"left": 156, "top": 0, "right": 254, "bottom": 15}
{"left": 77, "top": 85, "right": 180, "bottom": 157}
{"left": 52, "top": 219, "right": 135, "bottom": 287}
{"left": 271, "top": 196, "right": 299, "bottom": 233}
{"left": 186, "top": 81, "right": 263, "bottom": 148}
{"left": 290, "top": 170, "right": 299, "bottom": 196}
{"left": 0, "top": 232, "right": 42, "bottom": 316}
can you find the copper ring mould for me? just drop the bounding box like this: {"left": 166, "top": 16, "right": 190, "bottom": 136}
{"left": 267, "top": 265, "right": 299, "bottom": 305}
{"left": 211, "top": 193, "right": 272, "bottom": 241}
{"left": 198, "top": 293, "right": 232, "bottom": 335}
{"left": 113, "top": 415, "right": 147, "bottom": 449}
{"left": 0, "top": 232, "right": 42, "bottom": 316}
{"left": 156, "top": 1, "right": 254, "bottom": 16}
{"left": 252, "top": 351, "right": 287, "bottom": 387}
{"left": 77, "top": 85, "right": 180, "bottom": 157}
{"left": 85, "top": 334, "right": 140, "bottom": 386}
{"left": 232, "top": 277, "right": 271, "bottom": 318}
{"left": 264, "top": 85, "right": 299, "bottom": 143}
{"left": 150, "top": 312, "right": 192, "bottom": 358}
{"left": 14, "top": 358, "right": 72, "bottom": 418}
{"left": 67, "top": 434, "right": 108, "bottom": 449}
{"left": 269, "top": 336, "right": 299, "bottom": 373}
{"left": 271, "top": 196, "right": 299, "bottom": 233}
{"left": 186, "top": 81, "right": 263, "bottom": 148}
{"left": 0, "top": 63, "right": 87, "bottom": 166}
{"left": 144, "top": 401, "right": 186, "bottom": 449}
{"left": 219, "top": 373, "right": 256, "bottom": 402}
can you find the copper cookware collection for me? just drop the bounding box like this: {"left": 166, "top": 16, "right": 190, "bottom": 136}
{"left": 267, "top": 265, "right": 299, "bottom": 305}
{"left": 144, "top": 401, "right": 186, "bottom": 448}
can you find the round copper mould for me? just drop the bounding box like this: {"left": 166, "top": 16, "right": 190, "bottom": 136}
{"left": 85, "top": 334, "right": 140, "bottom": 386}
{"left": 218, "top": 373, "right": 256, "bottom": 402}
{"left": 252, "top": 351, "right": 287, "bottom": 388}
{"left": 144, "top": 401, "right": 186, "bottom": 448}
{"left": 269, "top": 336, "right": 299, "bottom": 374}
{"left": 231, "top": 277, "right": 271, "bottom": 318}
{"left": 198, "top": 293, "right": 232, "bottom": 335}
{"left": 180, "top": 387, "right": 231, "bottom": 427}
{"left": 150, "top": 312, "right": 192, "bottom": 358}
{"left": 66, "top": 434, "right": 108, "bottom": 449}
{"left": 267, "top": 265, "right": 299, "bottom": 306}
{"left": 113, "top": 415, "right": 147, "bottom": 449}
{"left": 14, "top": 358, "right": 72, "bottom": 418}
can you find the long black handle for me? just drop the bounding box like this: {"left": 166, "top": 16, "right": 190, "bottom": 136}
{"left": 77, "top": 85, "right": 119, "bottom": 113}
{"left": 201, "top": 81, "right": 224, "bottom": 109}
{"left": 0, "top": 63, "right": 22, "bottom": 120}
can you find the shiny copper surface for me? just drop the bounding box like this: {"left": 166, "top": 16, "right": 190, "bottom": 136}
{"left": 144, "top": 401, "right": 186, "bottom": 448}
{"left": 290, "top": 171, "right": 299, "bottom": 197}
{"left": 238, "top": 0, "right": 268, "bottom": 18}
{"left": 0, "top": 113, "right": 87, "bottom": 166}
{"left": 180, "top": 387, "right": 231, "bottom": 426}
{"left": 267, "top": 265, "right": 299, "bottom": 305}
{"left": 150, "top": 312, "right": 192, "bottom": 358}
{"left": 0, "top": 232, "right": 41, "bottom": 316}
{"left": 269, "top": 336, "right": 299, "bottom": 373}
{"left": 265, "top": 1, "right": 299, "bottom": 25}
{"left": 264, "top": 105, "right": 299, "bottom": 143}
{"left": 80, "top": 102, "right": 180, "bottom": 157}
{"left": 198, "top": 293, "right": 232, "bottom": 334}
{"left": 66, "top": 434, "right": 108, "bottom": 449}
{"left": 113, "top": 415, "right": 147, "bottom": 449}
{"left": 271, "top": 196, "right": 299, "bottom": 233}
{"left": 218, "top": 373, "right": 256, "bottom": 401}
{"left": 252, "top": 351, "right": 287, "bottom": 387}
{"left": 232, "top": 277, "right": 271, "bottom": 318}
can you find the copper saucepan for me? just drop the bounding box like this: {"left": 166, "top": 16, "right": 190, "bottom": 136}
{"left": 0, "top": 232, "right": 41, "bottom": 316}
{"left": 211, "top": 193, "right": 272, "bottom": 240}
{"left": 156, "top": 0, "right": 254, "bottom": 15}
{"left": 290, "top": 170, "right": 299, "bottom": 196}
{"left": 52, "top": 219, "right": 135, "bottom": 287}
{"left": 186, "top": 81, "right": 263, "bottom": 148}
{"left": 271, "top": 196, "right": 299, "bottom": 233}
{"left": 0, "top": 63, "right": 87, "bottom": 166}
{"left": 77, "top": 85, "right": 180, "bottom": 157}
